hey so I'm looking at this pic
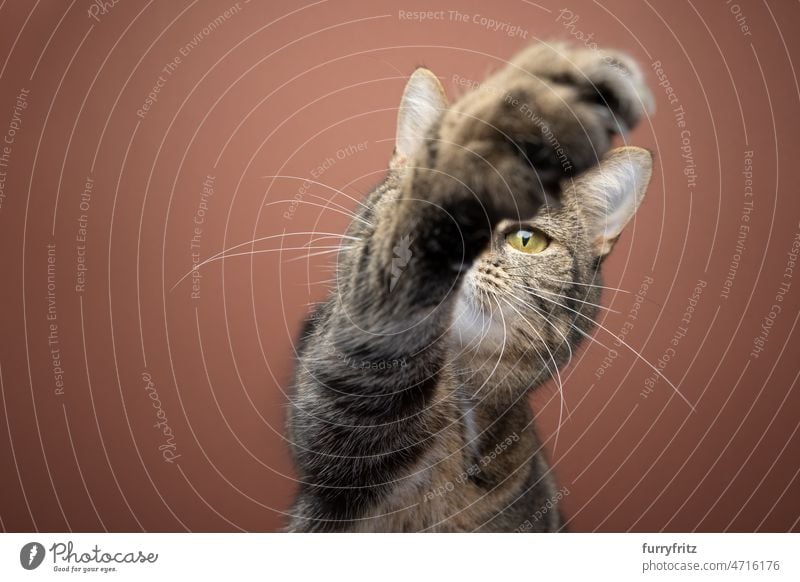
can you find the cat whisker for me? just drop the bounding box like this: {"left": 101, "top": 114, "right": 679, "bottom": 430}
{"left": 527, "top": 289, "right": 696, "bottom": 412}
{"left": 301, "top": 236, "right": 357, "bottom": 249}
{"left": 301, "top": 191, "right": 370, "bottom": 220}
{"left": 170, "top": 232, "right": 360, "bottom": 291}
{"left": 472, "top": 292, "right": 509, "bottom": 398}
{"left": 461, "top": 288, "right": 503, "bottom": 392}
{"left": 260, "top": 174, "right": 371, "bottom": 212}
{"left": 175, "top": 245, "right": 353, "bottom": 286}
{"left": 462, "top": 297, "right": 492, "bottom": 394}
{"left": 516, "top": 284, "right": 620, "bottom": 314}
{"left": 285, "top": 246, "right": 355, "bottom": 262}
{"left": 263, "top": 198, "right": 372, "bottom": 227}
{"left": 504, "top": 289, "right": 575, "bottom": 373}
{"left": 541, "top": 276, "right": 631, "bottom": 295}
{"left": 454, "top": 287, "right": 496, "bottom": 369}
{"left": 498, "top": 294, "right": 568, "bottom": 451}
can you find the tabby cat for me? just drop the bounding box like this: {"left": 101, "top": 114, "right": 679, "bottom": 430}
{"left": 287, "top": 42, "right": 654, "bottom": 532}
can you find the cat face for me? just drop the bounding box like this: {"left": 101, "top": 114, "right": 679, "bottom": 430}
{"left": 453, "top": 148, "right": 652, "bottom": 368}
{"left": 393, "top": 68, "right": 653, "bottom": 382}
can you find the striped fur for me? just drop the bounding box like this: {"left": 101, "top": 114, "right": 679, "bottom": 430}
{"left": 286, "top": 42, "right": 653, "bottom": 532}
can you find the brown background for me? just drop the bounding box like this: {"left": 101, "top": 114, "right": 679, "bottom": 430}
{"left": 1, "top": 0, "right": 799, "bottom": 532}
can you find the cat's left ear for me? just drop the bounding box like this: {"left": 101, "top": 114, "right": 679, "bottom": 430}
{"left": 572, "top": 146, "right": 653, "bottom": 257}
{"left": 392, "top": 68, "right": 448, "bottom": 168}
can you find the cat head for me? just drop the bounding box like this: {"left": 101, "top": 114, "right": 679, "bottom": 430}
{"left": 393, "top": 68, "right": 653, "bottom": 387}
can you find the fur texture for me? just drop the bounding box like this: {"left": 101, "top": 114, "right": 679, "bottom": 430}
{"left": 286, "top": 42, "right": 654, "bottom": 532}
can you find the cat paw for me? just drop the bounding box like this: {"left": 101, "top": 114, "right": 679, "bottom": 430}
{"left": 430, "top": 42, "right": 653, "bottom": 219}
{"left": 509, "top": 41, "right": 654, "bottom": 139}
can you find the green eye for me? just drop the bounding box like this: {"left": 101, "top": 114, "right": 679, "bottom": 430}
{"left": 506, "top": 228, "right": 549, "bottom": 254}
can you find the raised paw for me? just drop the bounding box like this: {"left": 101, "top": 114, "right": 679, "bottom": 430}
{"left": 509, "top": 41, "right": 654, "bottom": 136}
{"left": 428, "top": 42, "right": 653, "bottom": 220}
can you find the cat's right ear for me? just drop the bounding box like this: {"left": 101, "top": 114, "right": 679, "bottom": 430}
{"left": 572, "top": 146, "right": 653, "bottom": 257}
{"left": 392, "top": 68, "right": 448, "bottom": 168}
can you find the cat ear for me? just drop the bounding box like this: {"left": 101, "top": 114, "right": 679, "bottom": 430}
{"left": 571, "top": 146, "right": 653, "bottom": 257}
{"left": 393, "top": 68, "right": 448, "bottom": 167}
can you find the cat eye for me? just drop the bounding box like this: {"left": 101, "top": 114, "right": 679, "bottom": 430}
{"left": 505, "top": 228, "right": 549, "bottom": 254}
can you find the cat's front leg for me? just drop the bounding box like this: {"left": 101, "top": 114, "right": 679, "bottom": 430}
{"left": 405, "top": 42, "right": 654, "bottom": 264}
{"left": 286, "top": 43, "right": 654, "bottom": 531}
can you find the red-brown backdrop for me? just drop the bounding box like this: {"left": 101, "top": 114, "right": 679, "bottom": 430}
{"left": 1, "top": 0, "right": 799, "bottom": 532}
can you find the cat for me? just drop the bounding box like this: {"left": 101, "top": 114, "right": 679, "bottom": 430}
{"left": 286, "top": 42, "right": 654, "bottom": 532}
